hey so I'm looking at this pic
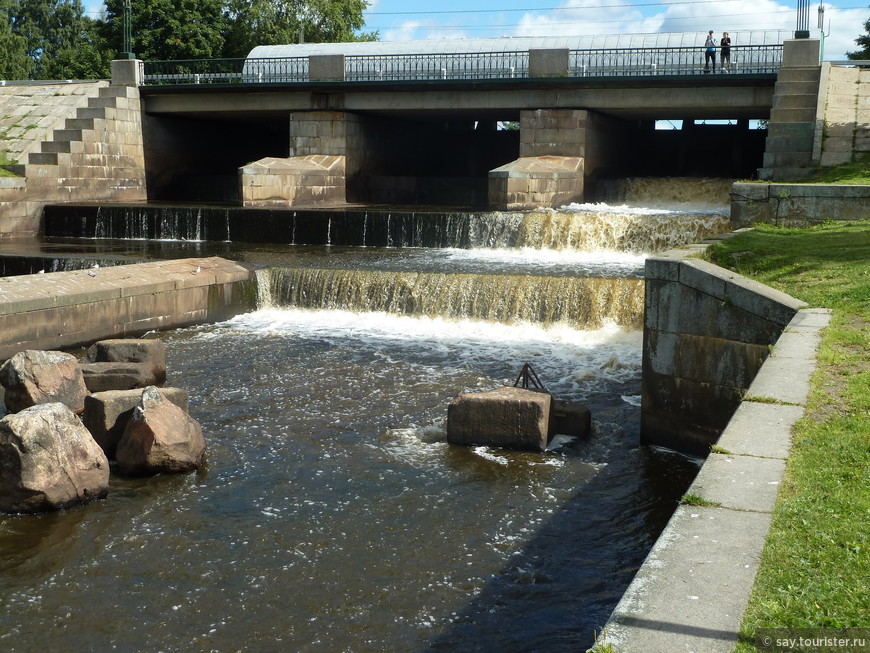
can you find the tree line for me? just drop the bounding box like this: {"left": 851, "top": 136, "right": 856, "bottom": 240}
{"left": 1, "top": 0, "right": 375, "bottom": 81}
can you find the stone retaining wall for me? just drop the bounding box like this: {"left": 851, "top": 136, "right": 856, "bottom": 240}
{"left": 641, "top": 252, "right": 806, "bottom": 455}
{"left": 731, "top": 181, "right": 870, "bottom": 225}
{"left": 0, "top": 257, "right": 255, "bottom": 360}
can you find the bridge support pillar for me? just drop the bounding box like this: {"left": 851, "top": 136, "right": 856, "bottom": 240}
{"left": 488, "top": 109, "right": 586, "bottom": 210}
{"left": 239, "top": 111, "right": 361, "bottom": 207}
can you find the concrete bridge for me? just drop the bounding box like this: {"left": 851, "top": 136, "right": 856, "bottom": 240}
{"left": 3, "top": 32, "right": 866, "bottom": 236}
{"left": 134, "top": 32, "right": 797, "bottom": 209}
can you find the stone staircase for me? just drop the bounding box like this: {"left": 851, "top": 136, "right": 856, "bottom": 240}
{"left": 758, "top": 65, "right": 822, "bottom": 180}
{"left": 0, "top": 83, "right": 146, "bottom": 238}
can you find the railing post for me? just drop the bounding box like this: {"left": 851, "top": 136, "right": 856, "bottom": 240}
{"left": 111, "top": 58, "right": 143, "bottom": 86}
{"left": 309, "top": 54, "right": 346, "bottom": 82}
{"left": 529, "top": 49, "right": 569, "bottom": 77}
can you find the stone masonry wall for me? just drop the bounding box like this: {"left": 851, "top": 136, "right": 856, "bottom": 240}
{"left": 489, "top": 108, "right": 586, "bottom": 209}
{"left": 642, "top": 256, "right": 806, "bottom": 455}
{"left": 816, "top": 64, "right": 870, "bottom": 166}
{"left": 731, "top": 181, "right": 870, "bottom": 225}
{"left": 0, "top": 83, "right": 147, "bottom": 239}
{"left": 0, "top": 257, "right": 254, "bottom": 360}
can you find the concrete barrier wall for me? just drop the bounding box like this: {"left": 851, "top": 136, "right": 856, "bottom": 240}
{"left": 731, "top": 181, "right": 870, "bottom": 225}
{"left": 641, "top": 254, "right": 806, "bottom": 455}
{"left": 0, "top": 257, "right": 255, "bottom": 360}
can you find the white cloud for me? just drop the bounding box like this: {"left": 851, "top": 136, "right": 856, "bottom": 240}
{"left": 383, "top": 19, "right": 470, "bottom": 42}
{"left": 512, "top": 0, "right": 869, "bottom": 60}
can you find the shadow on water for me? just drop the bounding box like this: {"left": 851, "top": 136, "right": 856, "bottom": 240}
{"left": 423, "top": 442, "right": 700, "bottom": 652}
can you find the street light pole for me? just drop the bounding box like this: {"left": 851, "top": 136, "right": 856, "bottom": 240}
{"left": 119, "top": 0, "right": 136, "bottom": 59}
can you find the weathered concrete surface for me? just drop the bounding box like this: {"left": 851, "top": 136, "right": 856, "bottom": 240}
{"left": 731, "top": 182, "right": 870, "bottom": 225}
{"left": 0, "top": 83, "right": 147, "bottom": 238}
{"left": 0, "top": 257, "right": 255, "bottom": 360}
{"left": 642, "top": 255, "right": 806, "bottom": 455}
{"left": 488, "top": 156, "right": 583, "bottom": 210}
{"left": 240, "top": 155, "right": 346, "bottom": 207}
{"left": 447, "top": 386, "right": 553, "bottom": 451}
{"left": 603, "top": 307, "right": 832, "bottom": 653}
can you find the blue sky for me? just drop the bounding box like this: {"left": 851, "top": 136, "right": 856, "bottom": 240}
{"left": 83, "top": 0, "right": 870, "bottom": 60}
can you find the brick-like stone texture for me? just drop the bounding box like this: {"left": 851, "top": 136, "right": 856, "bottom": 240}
{"left": 0, "top": 82, "right": 147, "bottom": 238}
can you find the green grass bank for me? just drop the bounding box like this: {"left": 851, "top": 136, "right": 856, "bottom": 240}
{"left": 705, "top": 221, "right": 870, "bottom": 647}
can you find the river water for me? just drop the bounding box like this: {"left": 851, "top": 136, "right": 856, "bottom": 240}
{"left": 0, "top": 198, "right": 727, "bottom": 652}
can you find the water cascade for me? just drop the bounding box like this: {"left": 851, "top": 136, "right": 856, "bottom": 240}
{"left": 0, "top": 187, "right": 732, "bottom": 651}
{"left": 258, "top": 267, "right": 644, "bottom": 329}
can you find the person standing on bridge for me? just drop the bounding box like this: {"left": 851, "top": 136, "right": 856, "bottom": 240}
{"left": 720, "top": 32, "right": 732, "bottom": 72}
{"left": 704, "top": 30, "right": 717, "bottom": 73}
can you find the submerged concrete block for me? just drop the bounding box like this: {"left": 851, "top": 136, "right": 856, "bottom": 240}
{"left": 447, "top": 386, "right": 553, "bottom": 452}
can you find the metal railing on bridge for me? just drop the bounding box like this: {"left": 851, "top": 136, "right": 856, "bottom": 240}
{"left": 142, "top": 44, "right": 783, "bottom": 86}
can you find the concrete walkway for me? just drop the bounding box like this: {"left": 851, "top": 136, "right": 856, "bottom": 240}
{"left": 600, "top": 306, "right": 831, "bottom": 652}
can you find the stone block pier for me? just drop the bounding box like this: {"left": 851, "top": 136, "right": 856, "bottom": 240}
{"left": 0, "top": 257, "right": 254, "bottom": 359}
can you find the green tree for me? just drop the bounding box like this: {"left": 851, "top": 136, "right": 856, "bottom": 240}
{"left": 0, "top": 0, "right": 32, "bottom": 79}
{"left": 222, "top": 0, "right": 376, "bottom": 59}
{"left": 101, "top": 0, "right": 228, "bottom": 61}
{"left": 10, "top": 0, "right": 99, "bottom": 78}
{"left": 847, "top": 18, "right": 870, "bottom": 59}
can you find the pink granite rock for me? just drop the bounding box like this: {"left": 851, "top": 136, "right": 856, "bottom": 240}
{"left": 116, "top": 386, "right": 206, "bottom": 476}
{"left": 0, "top": 350, "right": 89, "bottom": 414}
{"left": 0, "top": 403, "right": 110, "bottom": 513}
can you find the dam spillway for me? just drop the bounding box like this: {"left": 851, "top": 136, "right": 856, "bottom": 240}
{"left": 0, "top": 195, "right": 730, "bottom": 651}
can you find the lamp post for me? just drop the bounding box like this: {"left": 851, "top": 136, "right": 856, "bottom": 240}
{"left": 795, "top": 0, "right": 810, "bottom": 38}
{"left": 119, "top": 0, "right": 136, "bottom": 59}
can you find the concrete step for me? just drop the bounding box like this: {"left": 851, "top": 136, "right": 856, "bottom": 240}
{"left": 88, "top": 96, "right": 118, "bottom": 110}
{"left": 776, "top": 66, "right": 821, "bottom": 83}
{"left": 76, "top": 106, "right": 107, "bottom": 120}
{"left": 770, "top": 107, "right": 817, "bottom": 123}
{"left": 28, "top": 152, "right": 58, "bottom": 165}
{"left": 767, "top": 122, "right": 814, "bottom": 139}
{"left": 53, "top": 128, "right": 84, "bottom": 142}
{"left": 41, "top": 140, "right": 72, "bottom": 154}
{"left": 764, "top": 135, "right": 814, "bottom": 153}
{"left": 774, "top": 80, "right": 820, "bottom": 96}
{"left": 772, "top": 93, "right": 819, "bottom": 110}
{"left": 763, "top": 150, "right": 814, "bottom": 167}
{"left": 99, "top": 85, "right": 139, "bottom": 100}
{"left": 66, "top": 117, "right": 102, "bottom": 131}
{"left": 758, "top": 166, "right": 817, "bottom": 181}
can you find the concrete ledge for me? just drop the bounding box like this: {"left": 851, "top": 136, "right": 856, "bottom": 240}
{"left": 0, "top": 257, "right": 255, "bottom": 360}
{"left": 603, "top": 307, "right": 832, "bottom": 652}
{"left": 731, "top": 182, "right": 870, "bottom": 225}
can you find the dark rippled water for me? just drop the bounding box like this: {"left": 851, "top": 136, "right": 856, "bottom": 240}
{"left": 0, "top": 202, "right": 722, "bottom": 651}
{"left": 0, "top": 309, "right": 698, "bottom": 652}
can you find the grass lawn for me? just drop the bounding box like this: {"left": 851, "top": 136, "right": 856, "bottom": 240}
{"left": 779, "top": 154, "right": 870, "bottom": 185}
{"left": 705, "top": 221, "right": 870, "bottom": 647}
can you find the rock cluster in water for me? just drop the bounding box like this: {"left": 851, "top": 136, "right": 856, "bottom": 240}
{"left": 0, "top": 340, "right": 205, "bottom": 514}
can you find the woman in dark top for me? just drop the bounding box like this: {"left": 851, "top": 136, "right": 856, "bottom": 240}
{"left": 721, "top": 32, "right": 732, "bottom": 72}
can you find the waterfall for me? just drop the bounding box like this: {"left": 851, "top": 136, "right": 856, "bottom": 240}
{"left": 256, "top": 267, "right": 644, "bottom": 330}
{"left": 42, "top": 204, "right": 728, "bottom": 252}
{"left": 594, "top": 177, "right": 734, "bottom": 207}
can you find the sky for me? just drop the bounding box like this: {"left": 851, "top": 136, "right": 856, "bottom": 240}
{"left": 83, "top": 0, "right": 870, "bottom": 61}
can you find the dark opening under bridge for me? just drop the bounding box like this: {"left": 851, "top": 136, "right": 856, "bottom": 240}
{"left": 116, "top": 32, "right": 822, "bottom": 209}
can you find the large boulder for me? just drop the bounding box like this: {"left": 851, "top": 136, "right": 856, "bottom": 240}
{"left": 86, "top": 339, "right": 166, "bottom": 385}
{"left": 79, "top": 362, "right": 158, "bottom": 393}
{"left": 0, "top": 350, "right": 89, "bottom": 414}
{"left": 116, "top": 386, "right": 205, "bottom": 476}
{"left": 0, "top": 403, "right": 110, "bottom": 513}
{"left": 447, "top": 386, "right": 553, "bottom": 452}
{"left": 83, "top": 387, "right": 190, "bottom": 459}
